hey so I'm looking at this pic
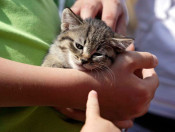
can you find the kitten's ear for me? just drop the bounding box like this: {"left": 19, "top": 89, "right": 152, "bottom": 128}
{"left": 109, "top": 34, "right": 134, "bottom": 53}
{"left": 61, "top": 8, "right": 83, "bottom": 31}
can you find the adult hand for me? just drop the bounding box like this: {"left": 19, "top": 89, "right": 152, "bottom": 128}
{"left": 71, "top": 0, "right": 126, "bottom": 34}
{"left": 81, "top": 90, "right": 121, "bottom": 132}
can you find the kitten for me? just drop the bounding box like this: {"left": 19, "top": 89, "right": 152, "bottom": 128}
{"left": 41, "top": 8, "right": 134, "bottom": 71}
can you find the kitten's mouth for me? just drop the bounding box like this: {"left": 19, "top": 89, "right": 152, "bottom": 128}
{"left": 74, "top": 64, "right": 87, "bottom": 71}
{"left": 82, "top": 63, "right": 99, "bottom": 71}
{"left": 75, "top": 63, "right": 95, "bottom": 71}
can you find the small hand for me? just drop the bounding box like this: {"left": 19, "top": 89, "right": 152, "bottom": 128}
{"left": 56, "top": 51, "right": 158, "bottom": 129}
{"left": 55, "top": 107, "right": 133, "bottom": 129}
{"left": 71, "top": 0, "right": 126, "bottom": 34}
{"left": 81, "top": 90, "right": 121, "bottom": 132}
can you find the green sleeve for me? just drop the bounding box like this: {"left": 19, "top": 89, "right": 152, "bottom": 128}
{"left": 0, "top": 0, "right": 82, "bottom": 132}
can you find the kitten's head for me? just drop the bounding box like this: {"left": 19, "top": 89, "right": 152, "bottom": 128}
{"left": 60, "top": 8, "right": 134, "bottom": 70}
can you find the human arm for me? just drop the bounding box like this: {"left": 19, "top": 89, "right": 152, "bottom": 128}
{"left": 32, "top": 51, "right": 158, "bottom": 121}
{"left": 0, "top": 51, "right": 158, "bottom": 121}
{"left": 0, "top": 57, "right": 95, "bottom": 107}
{"left": 71, "top": 0, "right": 127, "bottom": 34}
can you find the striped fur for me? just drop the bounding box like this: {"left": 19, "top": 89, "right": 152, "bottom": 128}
{"left": 42, "top": 8, "right": 133, "bottom": 70}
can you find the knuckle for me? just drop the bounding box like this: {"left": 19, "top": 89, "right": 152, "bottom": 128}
{"left": 131, "top": 98, "right": 149, "bottom": 116}
{"left": 137, "top": 104, "right": 150, "bottom": 117}
{"left": 123, "top": 52, "right": 137, "bottom": 69}
{"left": 138, "top": 85, "right": 151, "bottom": 101}
{"left": 134, "top": 82, "right": 153, "bottom": 104}
{"left": 134, "top": 105, "right": 148, "bottom": 117}
{"left": 110, "top": 0, "right": 120, "bottom": 5}
{"left": 144, "top": 52, "right": 154, "bottom": 66}
{"left": 133, "top": 106, "right": 143, "bottom": 116}
{"left": 129, "top": 80, "right": 154, "bottom": 117}
{"left": 82, "top": 3, "right": 95, "bottom": 10}
{"left": 103, "top": 13, "right": 116, "bottom": 21}
{"left": 127, "top": 58, "right": 137, "bottom": 70}
{"left": 118, "top": 52, "right": 135, "bottom": 69}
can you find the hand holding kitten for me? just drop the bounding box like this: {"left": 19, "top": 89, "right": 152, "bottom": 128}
{"left": 71, "top": 0, "right": 126, "bottom": 34}
{"left": 48, "top": 8, "right": 159, "bottom": 129}
{"left": 86, "top": 51, "right": 159, "bottom": 120}
{"left": 55, "top": 51, "right": 158, "bottom": 129}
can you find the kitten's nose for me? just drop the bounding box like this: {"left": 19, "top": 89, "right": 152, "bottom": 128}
{"left": 81, "top": 59, "right": 88, "bottom": 64}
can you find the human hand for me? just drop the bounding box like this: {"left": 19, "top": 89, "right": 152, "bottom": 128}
{"left": 95, "top": 51, "right": 159, "bottom": 121}
{"left": 55, "top": 40, "right": 135, "bottom": 128}
{"left": 81, "top": 90, "right": 121, "bottom": 132}
{"left": 55, "top": 51, "right": 158, "bottom": 129}
{"left": 71, "top": 0, "right": 127, "bottom": 34}
{"left": 55, "top": 108, "right": 133, "bottom": 129}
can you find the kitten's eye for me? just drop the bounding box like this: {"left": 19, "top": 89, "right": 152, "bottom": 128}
{"left": 75, "top": 43, "right": 83, "bottom": 50}
{"left": 84, "top": 39, "right": 86, "bottom": 44}
{"left": 93, "top": 53, "right": 102, "bottom": 57}
{"left": 97, "top": 46, "right": 101, "bottom": 51}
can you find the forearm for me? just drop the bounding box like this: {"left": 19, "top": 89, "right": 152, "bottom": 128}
{"left": 0, "top": 57, "right": 97, "bottom": 107}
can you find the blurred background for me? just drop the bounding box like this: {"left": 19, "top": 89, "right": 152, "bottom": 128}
{"left": 126, "top": 0, "right": 138, "bottom": 37}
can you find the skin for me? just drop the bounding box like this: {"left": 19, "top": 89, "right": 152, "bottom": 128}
{"left": 56, "top": 45, "right": 135, "bottom": 128}
{"left": 70, "top": 0, "right": 136, "bottom": 128}
{"left": 71, "top": 0, "right": 126, "bottom": 34}
{"left": 0, "top": 51, "right": 158, "bottom": 124}
{"left": 81, "top": 90, "right": 121, "bottom": 132}
{"left": 0, "top": 0, "right": 158, "bottom": 130}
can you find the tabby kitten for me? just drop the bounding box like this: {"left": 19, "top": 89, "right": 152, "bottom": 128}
{"left": 41, "top": 8, "right": 133, "bottom": 70}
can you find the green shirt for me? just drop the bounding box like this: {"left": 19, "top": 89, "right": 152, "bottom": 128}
{"left": 0, "top": 0, "right": 82, "bottom": 131}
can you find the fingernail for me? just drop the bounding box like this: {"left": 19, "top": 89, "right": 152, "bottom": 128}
{"left": 89, "top": 90, "right": 98, "bottom": 98}
{"left": 90, "top": 90, "right": 97, "bottom": 95}
{"left": 152, "top": 54, "right": 158, "bottom": 66}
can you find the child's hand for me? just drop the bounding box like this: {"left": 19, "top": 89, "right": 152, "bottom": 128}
{"left": 55, "top": 51, "right": 158, "bottom": 129}
{"left": 81, "top": 90, "right": 121, "bottom": 132}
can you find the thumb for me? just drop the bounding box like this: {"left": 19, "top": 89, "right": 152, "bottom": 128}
{"left": 86, "top": 90, "right": 100, "bottom": 121}
{"left": 126, "top": 51, "right": 158, "bottom": 70}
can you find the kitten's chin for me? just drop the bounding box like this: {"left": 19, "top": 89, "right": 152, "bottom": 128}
{"left": 70, "top": 62, "right": 104, "bottom": 71}
{"left": 68, "top": 58, "right": 86, "bottom": 71}
{"left": 72, "top": 64, "right": 87, "bottom": 71}
{"left": 72, "top": 65, "right": 95, "bottom": 71}
{"left": 82, "top": 65, "right": 98, "bottom": 71}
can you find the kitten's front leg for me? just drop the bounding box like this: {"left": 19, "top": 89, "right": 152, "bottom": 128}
{"left": 41, "top": 54, "right": 64, "bottom": 68}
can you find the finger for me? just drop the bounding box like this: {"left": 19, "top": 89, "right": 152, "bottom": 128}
{"left": 126, "top": 43, "right": 135, "bottom": 51}
{"left": 142, "top": 68, "right": 159, "bottom": 92}
{"left": 126, "top": 51, "right": 158, "bottom": 70}
{"left": 57, "top": 108, "right": 85, "bottom": 122}
{"left": 102, "top": 0, "right": 122, "bottom": 31}
{"left": 80, "top": 1, "right": 102, "bottom": 19}
{"left": 116, "top": 13, "right": 126, "bottom": 35}
{"left": 114, "top": 120, "right": 133, "bottom": 129}
{"left": 71, "top": 1, "right": 81, "bottom": 15}
{"left": 86, "top": 90, "right": 100, "bottom": 121}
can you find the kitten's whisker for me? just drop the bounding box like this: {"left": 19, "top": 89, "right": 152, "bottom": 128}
{"left": 98, "top": 63, "right": 115, "bottom": 85}
{"left": 95, "top": 63, "right": 111, "bottom": 83}
{"left": 104, "top": 66, "right": 116, "bottom": 85}
{"left": 96, "top": 66, "right": 106, "bottom": 83}
{"left": 94, "top": 66, "right": 101, "bottom": 80}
